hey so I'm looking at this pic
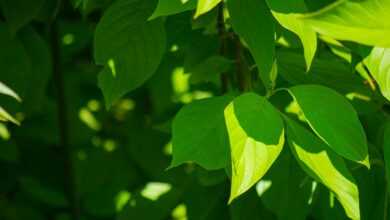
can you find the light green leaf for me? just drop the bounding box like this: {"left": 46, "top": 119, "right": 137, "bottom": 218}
{"left": 224, "top": 93, "right": 284, "bottom": 203}
{"left": 267, "top": 0, "right": 317, "bottom": 70}
{"left": 0, "top": 81, "right": 21, "bottom": 102}
{"left": 228, "top": 0, "right": 275, "bottom": 90}
{"left": 273, "top": 13, "right": 317, "bottom": 71}
{"left": 94, "top": 0, "right": 166, "bottom": 108}
{"left": 285, "top": 117, "right": 360, "bottom": 220}
{"left": 300, "top": 0, "right": 390, "bottom": 47}
{"left": 194, "top": 0, "right": 221, "bottom": 18}
{"left": 150, "top": 0, "right": 196, "bottom": 20}
{"left": 0, "top": 106, "right": 20, "bottom": 125}
{"left": 171, "top": 95, "right": 233, "bottom": 170}
{"left": 288, "top": 85, "right": 369, "bottom": 167}
{"left": 0, "top": 0, "right": 45, "bottom": 33}
{"left": 364, "top": 47, "right": 390, "bottom": 101}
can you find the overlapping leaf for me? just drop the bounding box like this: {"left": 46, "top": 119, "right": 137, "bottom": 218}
{"left": 194, "top": 0, "right": 221, "bottom": 18}
{"left": 150, "top": 0, "right": 196, "bottom": 20}
{"left": 171, "top": 95, "right": 232, "bottom": 170}
{"left": 267, "top": 0, "right": 317, "bottom": 70}
{"left": 224, "top": 93, "right": 284, "bottom": 203}
{"left": 285, "top": 117, "right": 360, "bottom": 220}
{"left": 364, "top": 47, "right": 390, "bottom": 101}
{"left": 300, "top": 0, "right": 390, "bottom": 47}
{"left": 227, "top": 0, "right": 276, "bottom": 90}
{"left": 94, "top": 0, "right": 166, "bottom": 108}
{"left": 287, "top": 85, "right": 369, "bottom": 166}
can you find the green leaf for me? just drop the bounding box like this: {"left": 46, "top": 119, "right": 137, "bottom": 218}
{"left": 94, "top": 0, "right": 166, "bottom": 108}
{"left": 384, "top": 120, "right": 390, "bottom": 193}
{"left": 0, "top": 140, "right": 19, "bottom": 163}
{"left": 0, "top": 81, "right": 21, "bottom": 102}
{"left": 224, "top": 93, "right": 284, "bottom": 203}
{"left": 171, "top": 95, "right": 233, "bottom": 170}
{"left": 261, "top": 149, "right": 311, "bottom": 220}
{"left": 19, "top": 177, "right": 68, "bottom": 208}
{"left": 189, "top": 55, "right": 234, "bottom": 84}
{"left": 275, "top": 13, "right": 317, "bottom": 70}
{"left": 300, "top": 0, "right": 390, "bottom": 47}
{"left": 272, "top": 14, "right": 316, "bottom": 71}
{"left": 194, "top": 0, "right": 221, "bottom": 18}
{"left": 284, "top": 117, "right": 360, "bottom": 220}
{"left": 0, "top": 22, "right": 31, "bottom": 99}
{"left": 0, "top": 106, "right": 20, "bottom": 125}
{"left": 0, "top": 0, "right": 45, "bottom": 33}
{"left": 267, "top": 0, "right": 317, "bottom": 70}
{"left": 287, "top": 85, "right": 369, "bottom": 166}
{"left": 277, "top": 50, "right": 370, "bottom": 96}
{"left": 150, "top": 0, "right": 196, "bottom": 20}
{"left": 228, "top": 0, "right": 276, "bottom": 90}
{"left": 18, "top": 27, "right": 52, "bottom": 113}
{"left": 364, "top": 47, "right": 390, "bottom": 101}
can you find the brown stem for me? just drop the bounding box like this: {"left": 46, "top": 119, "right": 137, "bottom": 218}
{"left": 48, "top": 4, "right": 81, "bottom": 220}
{"left": 217, "top": 3, "right": 229, "bottom": 93}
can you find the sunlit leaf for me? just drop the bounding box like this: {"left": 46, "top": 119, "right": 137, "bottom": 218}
{"left": 150, "top": 0, "right": 196, "bottom": 20}
{"left": 94, "top": 0, "right": 166, "bottom": 108}
{"left": 194, "top": 0, "right": 221, "bottom": 18}
{"left": 288, "top": 85, "right": 369, "bottom": 166}
{"left": 300, "top": 0, "right": 390, "bottom": 47}
{"left": 171, "top": 95, "right": 232, "bottom": 170}
{"left": 228, "top": 0, "right": 276, "bottom": 90}
{"left": 224, "top": 93, "right": 284, "bottom": 203}
{"left": 364, "top": 47, "right": 390, "bottom": 101}
{"left": 285, "top": 117, "right": 360, "bottom": 220}
{"left": 0, "top": 81, "right": 21, "bottom": 102}
{"left": 267, "top": 0, "right": 317, "bottom": 71}
{"left": 0, "top": 106, "right": 20, "bottom": 125}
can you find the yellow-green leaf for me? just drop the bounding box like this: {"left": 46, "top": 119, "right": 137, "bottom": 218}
{"left": 150, "top": 0, "right": 196, "bottom": 20}
{"left": 273, "top": 12, "right": 317, "bottom": 71}
{"left": 288, "top": 85, "right": 369, "bottom": 167}
{"left": 0, "top": 106, "right": 20, "bottom": 125}
{"left": 285, "top": 117, "right": 360, "bottom": 220}
{"left": 194, "top": 0, "right": 221, "bottom": 18}
{"left": 364, "top": 47, "right": 390, "bottom": 101}
{"left": 0, "top": 81, "right": 21, "bottom": 102}
{"left": 224, "top": 93, "right": 284, "bottom": 203}
{"left": 300, "top": 0, "right": 390, "bottom": 47}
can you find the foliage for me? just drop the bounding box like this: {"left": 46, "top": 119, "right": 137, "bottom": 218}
{"left": 0, "top": 0, "right": 390, "bottom": 219}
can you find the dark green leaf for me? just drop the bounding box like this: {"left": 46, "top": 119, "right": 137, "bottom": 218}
{"left": 228, "top": 0, "right": 276, "bottom": 90}
{"left": 94, "top": 0, "right": 166, "bottom": 108}
{"left": 288, "top": 85, "right": 369, "bottom": 166}
{"left": 171, "top": 95, "right": 232, "bottom": 170}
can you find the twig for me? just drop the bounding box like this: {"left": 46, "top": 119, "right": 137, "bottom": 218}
{"left": 217, "top": 3, "right": 229, "bottom": 93}
{"left": 48, "top": 2, "right": 81, "bottom": 219}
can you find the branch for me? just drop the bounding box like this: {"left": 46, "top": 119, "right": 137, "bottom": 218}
{"left": 48, "top": 3, "right": 81, "bottom": 219}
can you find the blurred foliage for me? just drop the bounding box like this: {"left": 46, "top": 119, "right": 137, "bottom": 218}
{"left": 1, "top": 0, "right": 390, "bottom": 220}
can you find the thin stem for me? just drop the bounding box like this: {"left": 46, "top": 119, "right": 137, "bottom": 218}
{"left": 48, "top": 4, "right": 81, "bottom": 220}
{"left": 217, "top": 2, "right": 229, "bottom": 93}
{"left": 235, "top": 38, "right": 246, "bottom": 92}
{"left": 384, "top": 184, "right": 388, "bottom": 220}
